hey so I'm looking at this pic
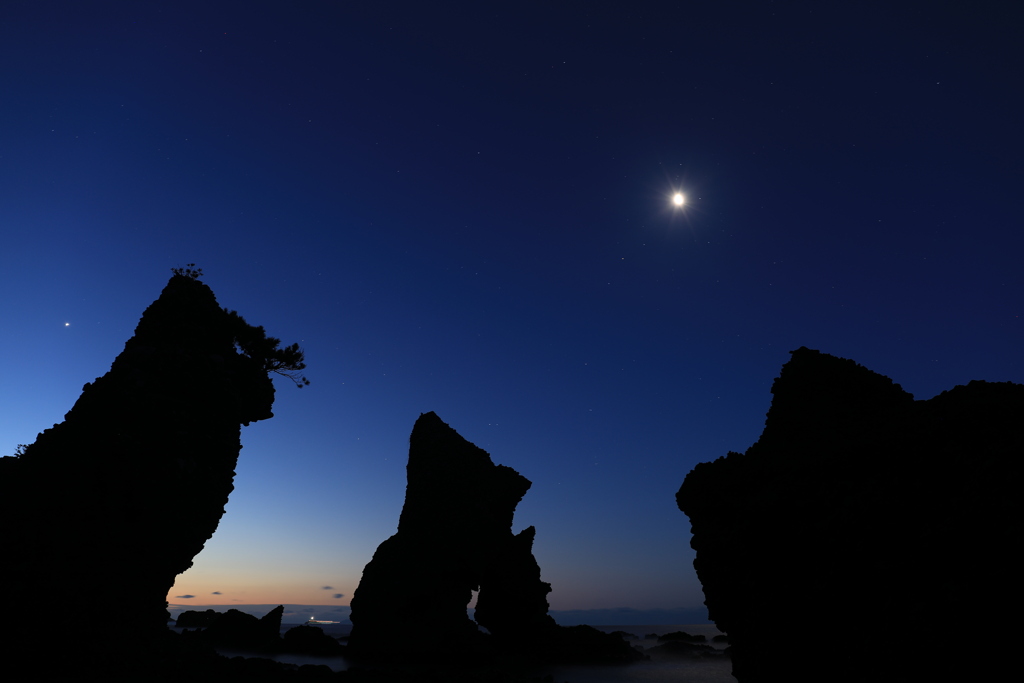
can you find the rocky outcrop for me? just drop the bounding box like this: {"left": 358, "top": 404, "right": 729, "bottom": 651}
{"left": 348, "top": 411, "right": 554, "bottom": 660}
{"left": 176, "top": 609, "right": 226, "bottom": 629}
{"left": 0, "top": 273, "right": 305, "bottom": 665}
{"left": 281, "top": 625, "right": 344, "bottom": 656}
{"left": 200, "top": 608, "right": 283, "bottom": 652}
{"left": 349, "top": 412, "right": 642, "bottom": 665}
{"left": 176, "top": 606, "right": 343, "bottom": 657}
{"left": 474, "top": 524, "right": 558, "bottom": 643}
{"left": 657, "top": 630, "right": 706, "bottom": 643}
{"left": 677, "top": 347, "right": 1022, "bottom": 682}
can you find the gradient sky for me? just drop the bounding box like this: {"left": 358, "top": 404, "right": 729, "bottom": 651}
{"left": 2, "top": 2, "right": 1020, "bottom": 622}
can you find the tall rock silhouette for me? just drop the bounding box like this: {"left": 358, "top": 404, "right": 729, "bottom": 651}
{"left": 348, "top": 411, "right": 557, "bottom": 660}
{"left": 348, "top": 412, "right": 643, "bottom": 666}
{"left": 677, "top": 347, "right": 1022, "bottom": 682}
{"left": 0, "top": 272, "right": 305, "bottom": 660}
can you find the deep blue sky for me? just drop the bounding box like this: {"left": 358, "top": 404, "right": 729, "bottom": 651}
{"left": 2, "top": 1, "right": 1020, "bottom": 621}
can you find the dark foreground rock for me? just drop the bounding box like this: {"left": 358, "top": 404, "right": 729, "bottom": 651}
{"left": 176, "top": 607, "right": 343, "bottom": 657}
{"left": 646, "top": 640, "right": 722, "bottom": 659}
{"left": 176, "top": 609, "right": 226, "bottom": 629}
{"left": 542, "top": 624, "right": 644, "bottom": 665}
{"left": 656, "top": 630, "right": 706, "bottom": 643}
{"left": 282, "top": 625, "right": 346, "bottom": 656}
{"left": 0, "top": 271, "right": 306, "bottom": 674}
{"left": 348, "top": 412, "right": 642, "bottom": 667}
{"left": 677, "top": 347, "right": 1022, "bottom": 683}
{"left": 181, "top": 607, "right": 285, "bottom": 653}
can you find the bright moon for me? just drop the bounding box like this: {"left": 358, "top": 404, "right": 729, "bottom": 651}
{"left": 672, "top": 193, "right": 685, "bottom": 206}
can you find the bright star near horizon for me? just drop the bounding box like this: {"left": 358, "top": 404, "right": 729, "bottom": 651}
{"left": 672, "top": 193, "right": 685, "bottom": 207}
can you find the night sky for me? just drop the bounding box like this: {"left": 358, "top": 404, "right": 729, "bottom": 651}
{"left": 2, "top": 2, "right": 1020, "bottom": 623}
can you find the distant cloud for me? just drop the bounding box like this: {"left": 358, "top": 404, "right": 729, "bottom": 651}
{"left": 321, "top": 586, "right": 333, "bottom": 590}
{"left": 211, "top": 591, "right": 222, "bottom": 595}
{"left": 333, "top": 593, "right": 344, "bottom": 599}
{"left": 175, "top": 595, "right": 196, "bottom": 599}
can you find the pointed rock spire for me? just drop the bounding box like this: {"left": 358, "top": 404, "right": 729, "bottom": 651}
{"left": 0, "top": 273, "right": 303, "bottom": 663}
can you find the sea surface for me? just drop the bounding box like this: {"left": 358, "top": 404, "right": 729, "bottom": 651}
{"left": 213, "top": 622, "right": 735, "bottom": 682}
{"left": 543, "top": 624, "right": 733, "bottom": 683}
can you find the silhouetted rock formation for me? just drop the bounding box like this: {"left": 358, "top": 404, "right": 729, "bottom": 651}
{"left": 677, "top": 347, "right": 1023, "bottom": 683}
{"left": 474, "top": 525, "right": 558, "bottom": 643}
{"left": 260, "top": 604, "right": 285, "bottom": 637}
{"left": 176, "top": 606, "right": 345, "bottom": 658}
{"left": 178, "top": 607, "right": 286, "bottom": 653}
{"left": 348, "top": 412, "right": 642, "bottom": 666}
{"left": 646, "top": 640, "right": 721, "bottom": 659}
{"left": 657, "top": 630, "right": 706, "bottom": 643}
{"left": 201, "top": 608, "right": 283, "bottom": 652}
{"left": 348, "top": 411, "right": 549, "bottom": 660}
{"left": 176, "top": 609, "right": 225, "bottom": 629}
{"left": 543, "top": 624, "right": 645, "bottom": 665}
{"left": 0, "top": 273, "right": 305, "bottom": 669}
{"left": 281, "top": 625, "right": 344, "bottom": 656}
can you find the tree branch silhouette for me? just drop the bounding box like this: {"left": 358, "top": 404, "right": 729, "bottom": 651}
{"left": 224, "top": 309, "right": 310, "bottom": 388}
